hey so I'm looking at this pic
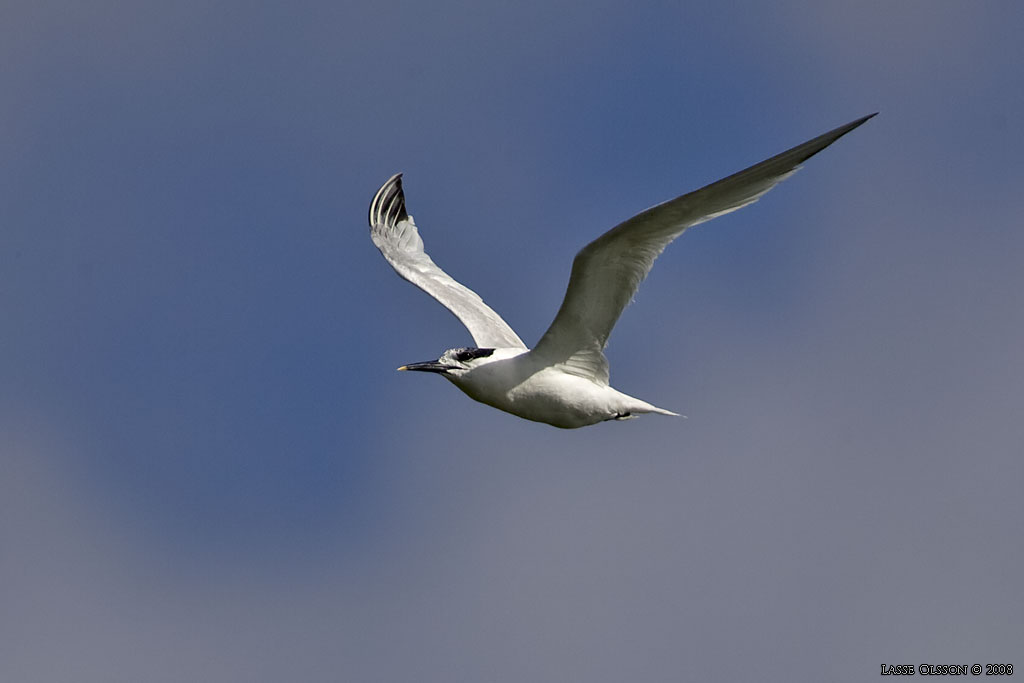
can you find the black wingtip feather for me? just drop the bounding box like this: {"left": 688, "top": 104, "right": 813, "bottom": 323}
{"left": 794, "top": 112, "right": 878, "bottom": 165}
{"left": 369, "top": 172, "right": 408, "bottom": 228}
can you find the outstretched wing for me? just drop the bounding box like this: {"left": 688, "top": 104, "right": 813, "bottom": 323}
{"left": 532, "top": 113, "right": 877, "bottom": 383}
{"left": 369, "top": 173, "right": 526, "bottom": 349}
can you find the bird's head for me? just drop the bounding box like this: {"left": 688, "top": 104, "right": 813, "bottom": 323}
{"left": 397, "top": 347, "right": 498, "bottom": 379}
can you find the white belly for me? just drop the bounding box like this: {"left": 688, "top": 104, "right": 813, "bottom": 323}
{"left": 456, "top": 364, "right": 657, "bottom": 429}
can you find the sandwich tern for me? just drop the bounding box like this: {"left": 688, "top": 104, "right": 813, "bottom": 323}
{"left": 369, "top": 114, "right": 875, "bottom": 428}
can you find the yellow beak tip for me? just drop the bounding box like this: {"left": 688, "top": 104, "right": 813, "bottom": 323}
{"left": 396, "top": 365, "right": 408, "bottom": 372}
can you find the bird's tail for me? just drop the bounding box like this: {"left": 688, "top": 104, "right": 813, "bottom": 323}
{"left": 627, "top": 398, "right": 684, "bottom": 419}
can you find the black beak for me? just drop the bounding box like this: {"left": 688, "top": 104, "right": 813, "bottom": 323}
{"left": 397, "top": 360, "right": 454, "bottom": 374}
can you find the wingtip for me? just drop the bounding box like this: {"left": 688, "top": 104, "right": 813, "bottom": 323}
{"left": 842, "top": 112, "right": 879, "bottom": 133}
{"left": 782, "top": 112, "right": 877, "bottom": 168}
{"left": 369, "top": 172, "right": 408, "bottom": 228}
{"left": 853, "top": 111, "right": 879, "bottom": 127}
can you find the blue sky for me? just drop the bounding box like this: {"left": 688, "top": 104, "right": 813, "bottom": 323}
{"left": 3, "top": 1, "right": 1023, "bottom": 681}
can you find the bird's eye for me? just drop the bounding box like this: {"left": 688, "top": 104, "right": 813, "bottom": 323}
{"left": 453, "top": 348, "right": 495, "bottom": 363}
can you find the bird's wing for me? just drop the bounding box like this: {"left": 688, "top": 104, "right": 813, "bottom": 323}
{"left": 369, "top": 173, "right": 527, "bottom": 350}
{"left": 532, "top": 113, "right": 876, "bottom": 383}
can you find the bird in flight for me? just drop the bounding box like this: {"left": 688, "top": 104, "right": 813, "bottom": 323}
{"left": 369, "top": 114, "right": 875, "bottom": 428}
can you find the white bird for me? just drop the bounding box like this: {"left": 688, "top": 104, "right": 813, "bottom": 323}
{"left": 369, "top": 114, "right": 875, "bottom": 428}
